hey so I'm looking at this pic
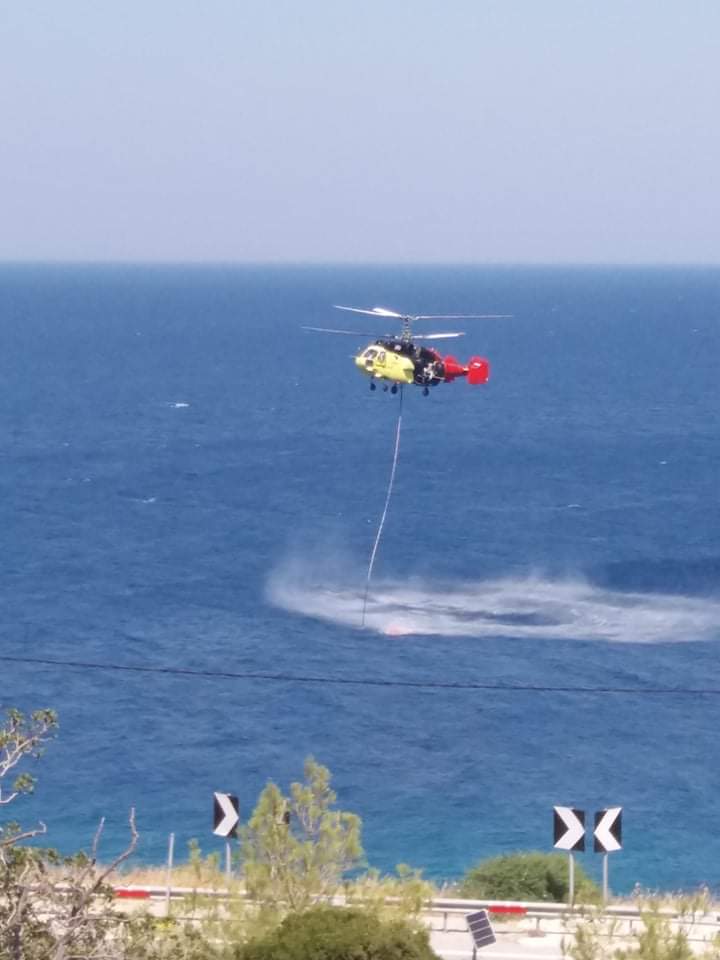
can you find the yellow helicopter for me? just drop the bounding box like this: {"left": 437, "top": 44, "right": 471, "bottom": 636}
{"left": 304, "top": 305, "right": 507, "bottom": 395}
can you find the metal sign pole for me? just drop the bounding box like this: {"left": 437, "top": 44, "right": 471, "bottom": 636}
{"left": 165, "top": 833, "right": 175, "bottom": 917}
{"left": 213, "top": 792, "right": 240, "bottom": 882}
{"left": 568, "top": 852, "right": 575, "bottom": 906}
{"left": 602, "top": 853, "right": 609, "bottom": 904}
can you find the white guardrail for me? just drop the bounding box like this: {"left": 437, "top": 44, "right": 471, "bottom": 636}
{"left": 426, "top": 898, "right": 720, "bottom": 940}
{"left": 113, "top": 887, "right": 720, "bottom": 938}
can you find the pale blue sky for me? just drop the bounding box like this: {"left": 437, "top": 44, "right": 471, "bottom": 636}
{"left": 1, "top": 1, "right": 719, "bottom": 262}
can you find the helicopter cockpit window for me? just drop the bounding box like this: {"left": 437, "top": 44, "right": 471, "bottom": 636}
{"left": 363, "top": 348, "right": 378, "bottom": 359}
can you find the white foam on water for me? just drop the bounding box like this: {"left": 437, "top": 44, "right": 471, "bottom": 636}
{"left": 266, "top": 559, "right": 720, "bottom": 644}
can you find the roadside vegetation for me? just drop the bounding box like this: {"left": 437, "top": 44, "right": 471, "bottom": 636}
{"left": 459, "top": 850, "right": 601, "bottom": 903}
{"left": 0, "top": 706, "right": 439, "bottom": 959}
{"left": 234, "top": 905, "right": 439, "bottom": 960}
{"left": 4, "top": 706, "right": 719, "bottom": 960}
{"left": 563, "top": 903, "right": 720, "bottom": 960}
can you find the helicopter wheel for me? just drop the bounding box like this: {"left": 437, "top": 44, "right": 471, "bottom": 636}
{"left": 370, "top": 381, "right": 376, "bottom": 391}
{"left": 390, "top": 384, "right": 398, "bottom": 395}
{"left": 423, "top": 386, "right": 430, "bottom": 396}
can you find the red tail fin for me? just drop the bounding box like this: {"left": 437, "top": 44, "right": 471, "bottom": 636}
{"left": 467, "top": 356, "right": 490, "bottom": 385}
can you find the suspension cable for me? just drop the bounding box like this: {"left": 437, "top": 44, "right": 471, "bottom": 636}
{"left": 362, "top": 386, "right": 404, "bottom": 626}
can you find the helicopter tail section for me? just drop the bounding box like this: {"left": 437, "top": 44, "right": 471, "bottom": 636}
{"left": 467, "top": 357, "right": 490, "bottom": 385}
{"left": 441, "top": 356, "right": 464, "bottom": 381}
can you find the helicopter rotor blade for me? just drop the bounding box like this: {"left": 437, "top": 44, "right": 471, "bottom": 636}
{"left": 302, "top": 325, "right": 378, "bottom": 336}
{"left": 414, "top": 313, "right": 512, "bottom": 320}
{"left": 414, "top": 332, "right": 465, "bottom": 340}
{"left": 334, "top": 305, "right": 406, "bottom": 319}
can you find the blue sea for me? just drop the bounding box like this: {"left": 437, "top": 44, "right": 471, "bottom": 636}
{"left": 1, "top": 264, "right": 719, "bottom": 895}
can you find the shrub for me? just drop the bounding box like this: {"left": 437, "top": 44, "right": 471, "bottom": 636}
{"left": 460, "top": 851, "right": 600, "bottom": 903}
{"left": 615, "top": 910, "right": 696, "bottom": 960}
{"left": 564, "top": 907, "right": 702, "bottom": 960}
{"left": 233, "top": 905, "right": 440, "bottom": 960}
{"left": 347, "top": 864, "right": 435, "bottom": 926}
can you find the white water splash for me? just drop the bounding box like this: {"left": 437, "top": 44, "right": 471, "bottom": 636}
{"left": 266, "top": 561, "right": 720, "bottom": 644}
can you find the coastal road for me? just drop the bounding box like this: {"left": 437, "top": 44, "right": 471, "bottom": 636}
{"left": 114, "top": 888, "right": 720, "bottom": 958}
{"left": 425, "top": 905, "right": 720, "bottom": 960}
{"left": 429, "top": 926, "right": 564, "bottom": 960}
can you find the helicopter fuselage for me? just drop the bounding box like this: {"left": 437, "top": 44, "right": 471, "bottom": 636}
{"left": 354, "top": 339, "right": 416, "bottom": 385}
{"left": 354, "top": 338, "right": 479, "bottom": 389}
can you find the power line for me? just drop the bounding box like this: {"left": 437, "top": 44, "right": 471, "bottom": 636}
{"left": 1, "top": 654, "right": 718, "bottom": 696}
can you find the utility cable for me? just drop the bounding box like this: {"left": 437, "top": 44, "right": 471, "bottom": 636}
{"left": 2, "top": 654, "right": 720, "bottom": 696}
{"left": 362, "top": 386, "right": 404, "bottom": 626}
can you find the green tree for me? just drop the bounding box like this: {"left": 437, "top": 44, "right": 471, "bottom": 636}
{"left": 0, "top": 707, "right": 58, "bottom": 849}
{"left": 241, "top": 757, "right": 363, "bottom": 916}
{"left": 460, "top": 851, "right": 600, "bottom": 903}
{"left": 1, "top": 708, "right": 59, "bottom": 958}
{"left": 233, "top": 905, "right": 440, "bottom": 960}
{"left": 196, "top": 761, "right": 429, "bottom": 950}
{"left": 0, "top": 707, "right": 167, "bottom": 960}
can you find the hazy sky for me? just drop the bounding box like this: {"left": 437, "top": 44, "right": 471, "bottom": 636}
{"left": 2, "top": 2, "right": 719, "bottom": 263}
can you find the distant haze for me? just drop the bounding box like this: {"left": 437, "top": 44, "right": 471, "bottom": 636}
{"left": 2, "top": 1, "right": 719, "bottom": 263}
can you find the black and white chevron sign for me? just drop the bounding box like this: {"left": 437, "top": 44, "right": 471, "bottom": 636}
{"left": 553, "top": 806, "right": 585, "bottom": 851}
{"left": 213, "top": 792, "right": 240, "bottom": 838}
{"left": 594, "top": 807, "right": 622, "bottom": 853}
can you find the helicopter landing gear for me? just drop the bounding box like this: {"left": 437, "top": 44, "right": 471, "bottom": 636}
{"left": 383, "top": 385, "right": 389, "bottom": 392}
{"left": 390, "top": 384, "right": 398, "bottom": 395}
{"left": 370, "top": 381, "right": 376, "bottom": 391}
{"left": 423, "top": 386, "right": 430, "bottom": 396}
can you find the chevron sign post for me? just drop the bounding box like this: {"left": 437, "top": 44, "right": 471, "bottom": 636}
{"left": 553, "top": 807, "right": 585, "bottom": 851}
{"left": 553, "top": 806, "right": 585, "bottom": 905}
{"left": 213, "top": 792, "right": 240, "bottom": 879}
{"left": 213, "top": 792, "right": 240, "bottom": 837}
{"left": 594, "top": 807, "right": 622, "bottom": 853}
{"left": 594, "top": 807, "right": 622, "bottom": 903}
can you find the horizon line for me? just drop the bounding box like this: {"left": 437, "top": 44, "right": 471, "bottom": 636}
{"left": 1, "top": 259, "right": 720, "bottom": 269}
